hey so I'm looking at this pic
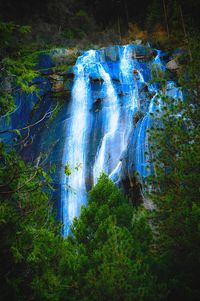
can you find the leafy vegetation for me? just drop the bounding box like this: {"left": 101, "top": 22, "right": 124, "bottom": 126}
{"left": 66, "top": 173, "right": 156, "bottom": 301}
{"left": 0, "top": 22, "right": 39, "bottom": 116}
{"left": 0, "top": 142, "right": 65, "bottom": 301}
{"left": 0, "top": 22, "right": 65, "bottom": 301}
{"left": 147, "top": 35, "right": 200, "bottom": 300}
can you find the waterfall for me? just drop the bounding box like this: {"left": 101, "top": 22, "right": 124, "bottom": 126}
{"left": 0, "top": 43, "right": 183, "bottom": 236}
{"left": 61, "top": 50, "right": 95, "bottom": 236}
{"left": 120, "top": 45, "right": 133, "bottom": 82}
{"left": 61, "top": 46, "right": 166, "bottom": 235}
{"left": 58, "top": 45, "right": 181, "bottom": 235}
{"left": 134, "top": 49, "right": 163, "bottom": 178}
{"left": 93, "top": 64, "right": 120, "bottom": 184}
{"left": 109, "top": 45, "right": 137, "bottom": 182}
{"left": 93, "top": 45, "right": 138, "bottom": 184}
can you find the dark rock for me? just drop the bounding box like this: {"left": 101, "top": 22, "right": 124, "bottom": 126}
{"left": 118, "top": 90, "right": 126, "bottom": 97}
{"left": 112, "top": 77, "right": 120, "bottom": 83}
{"left": 131, "top": 54, "right": 146, "bottom": 61}
{"left": 99, "top": 46, "right": 121, "bottom": 62}
{"left": 122, "top": 176, "right": 144, "bottom": 206}
{"left": 92, "top": 98, "right": 103, "bottom": 112}
{"left": 133, "top": 111, "right": 144, "bottom": 125}
{"left": 50, "top": 89, "right": 71, "bottom": 100}
{"left": 140, "top": 83, "right": 149, "bottom": 93}
{"left": 60, "top": 72, "right": 75, "bottom": 80}
{"left": 89, "top": 76, "right": 104, "bottom": 84}
{"left": 132, "top": 69, "right": 140, "bottom": 80}
{"left": 166, "top": 59, "right": 179, "bottom": 71}
{"left": 131, "top": 48, "right": 157, "bottom": 62}
{"left": 49, "top": 74, "right": 64, "bottom": 92}
{"left": 149, "top": 49, "right": 157, "bottom": 60}
{"left": 149, "top": 91, "right": 156, "bottom": 99}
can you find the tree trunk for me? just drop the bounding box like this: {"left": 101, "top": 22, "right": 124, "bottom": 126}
{"left": 124, "top": 0, "right": 129, "bottom": 28}
{"left": 162, "top": 0, "right": 170, "bottom": 38}
{"left": 179, "top": 5, "right": 193, "bottom": 62}
{"left": 118, "top": 16, "right": 122, "bottom": 44}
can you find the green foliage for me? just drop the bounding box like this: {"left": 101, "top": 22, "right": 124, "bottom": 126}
{"left": 150, "top": 63, "right": 167, "bottom": 85}
{"left": 145, "top": 0, "right": 163, "bottom": 30}
{"left": 0, "top": 142, "right": 66, "bottom": 301}
{"left": 64, "top": 163, "right": 72, "bottom": 176}
{"left": 0, "top": 21, "right": 69, "bottom": 296}
{"left": 62, "top": 29, "right": 76, "bottom": 40}
{"left": 65, "top": 174, "right": 157, "bottom": 301}
{"left": 0, "top": 22, "right": 40, "bottom": 116}
{"left": 0, "top": 21, "right": 70, "bottom": 296}
{"left": 64, "top": 162, "right": 82, "bottom": 178}
{"left": 147, "top": 34, "right": 200, "bottom": 300}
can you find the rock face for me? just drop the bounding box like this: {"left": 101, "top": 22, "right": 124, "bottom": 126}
{"left": 166, "top": 59, "right": 179, "bottom": 70}
{"left": 0, "top": 44, "right": 183, "bottom": 235}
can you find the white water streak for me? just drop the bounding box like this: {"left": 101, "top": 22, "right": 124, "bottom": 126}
{"left": 62, "top": 50, "right": 95, "bottom": 236}
{"left": 93, "top": 65, "right": 119, "bottom": 183}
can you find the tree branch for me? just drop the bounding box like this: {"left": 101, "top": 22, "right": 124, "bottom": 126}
{"left": 0, "top": 104, "right": 58, "bottom": 135}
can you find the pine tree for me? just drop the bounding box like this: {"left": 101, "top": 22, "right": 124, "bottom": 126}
{"left": 65, "top": 174, "right": 157, "bottom": 301}
{"left": 148, "top": 34, "right": 200, "bottom": 300}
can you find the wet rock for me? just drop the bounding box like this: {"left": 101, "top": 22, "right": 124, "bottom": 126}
{"left": 132, "top": 69, "right": 140, "bottom": 80}
{"left": 134, "top": 39, "right": 143, "bottom": 45}
{"left": 50, "top": 89, "right": 71, "bottom": 100}
{"left": 149, "top": 49, "right": 157, "bottom": 60}
{"left": 2, "top": 76, "right": 12, "bottom": 92}
{"left": 122, "top": 176, "right": 144, "bottom": 206}
{"left": 149, "top": 91, "right": 156, "bottom": 99}
{"left": 60, "top": 71, "right": 74, "bottom": 80}
{"left": 140, "top": 83, "right": 149, "bottom": 93}
{"left": 49, "top": 74, "right": 64, "bottom": 92}
{"left": 38, "top": 53, "right": 54, "bottom": 70}
{"left": 131, "top": 46, "right": 156, "bottom": 61}
{"left": 92, "top": 98, "right": 103, "bottom": 112}
{"left": 131, "top": 53, "right": 146, "bottom": 60}
{"left": 118, "top": 90, "right": 127, "bottom": 97}
{"left": 99, "top": 46, "right": 121, "bottom": 62}
{"left": 65, "top": 90, "right": 71, "bottom": 98}
{"left": 166, "top": 59, "right": 179, "bottom": 71}
{"left": 89, "top": 76, "right": 104, "bottom": 84}
{"left": 51, "top": 48, "right": 79, "bottom": 65}
{"left": 133, "top": 111, "right": 144, "bottom": 125}
{"left": 112, "top": 77, "right": 120, "bottom": 83}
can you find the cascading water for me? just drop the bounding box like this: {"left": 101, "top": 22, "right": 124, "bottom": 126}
{"left": 134, "top": 49, "right": 165, "bottom": 178}
{"left": 119, "top": 45, "right": 138, "bottom": 146}
{"left": 109, "top": 45, "right": 138, "bottom": 181}
{"left": 58, "top": 44, "right": 181, "bottom": 234}
{"left": 93, "top": 64, "right": 120, "bottom": 184}
{"left": 61, "top": 50, "right": 95, "bottom": 236}
{"left": 0, "top": 43, "right": 184, "bottom": 235}
{"left": 61, "top": 45, "right": 157, "bottom": 234}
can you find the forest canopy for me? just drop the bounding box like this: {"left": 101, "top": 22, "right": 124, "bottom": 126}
{"left": 0, "top": 0, "right": 199, "bottom": 29}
